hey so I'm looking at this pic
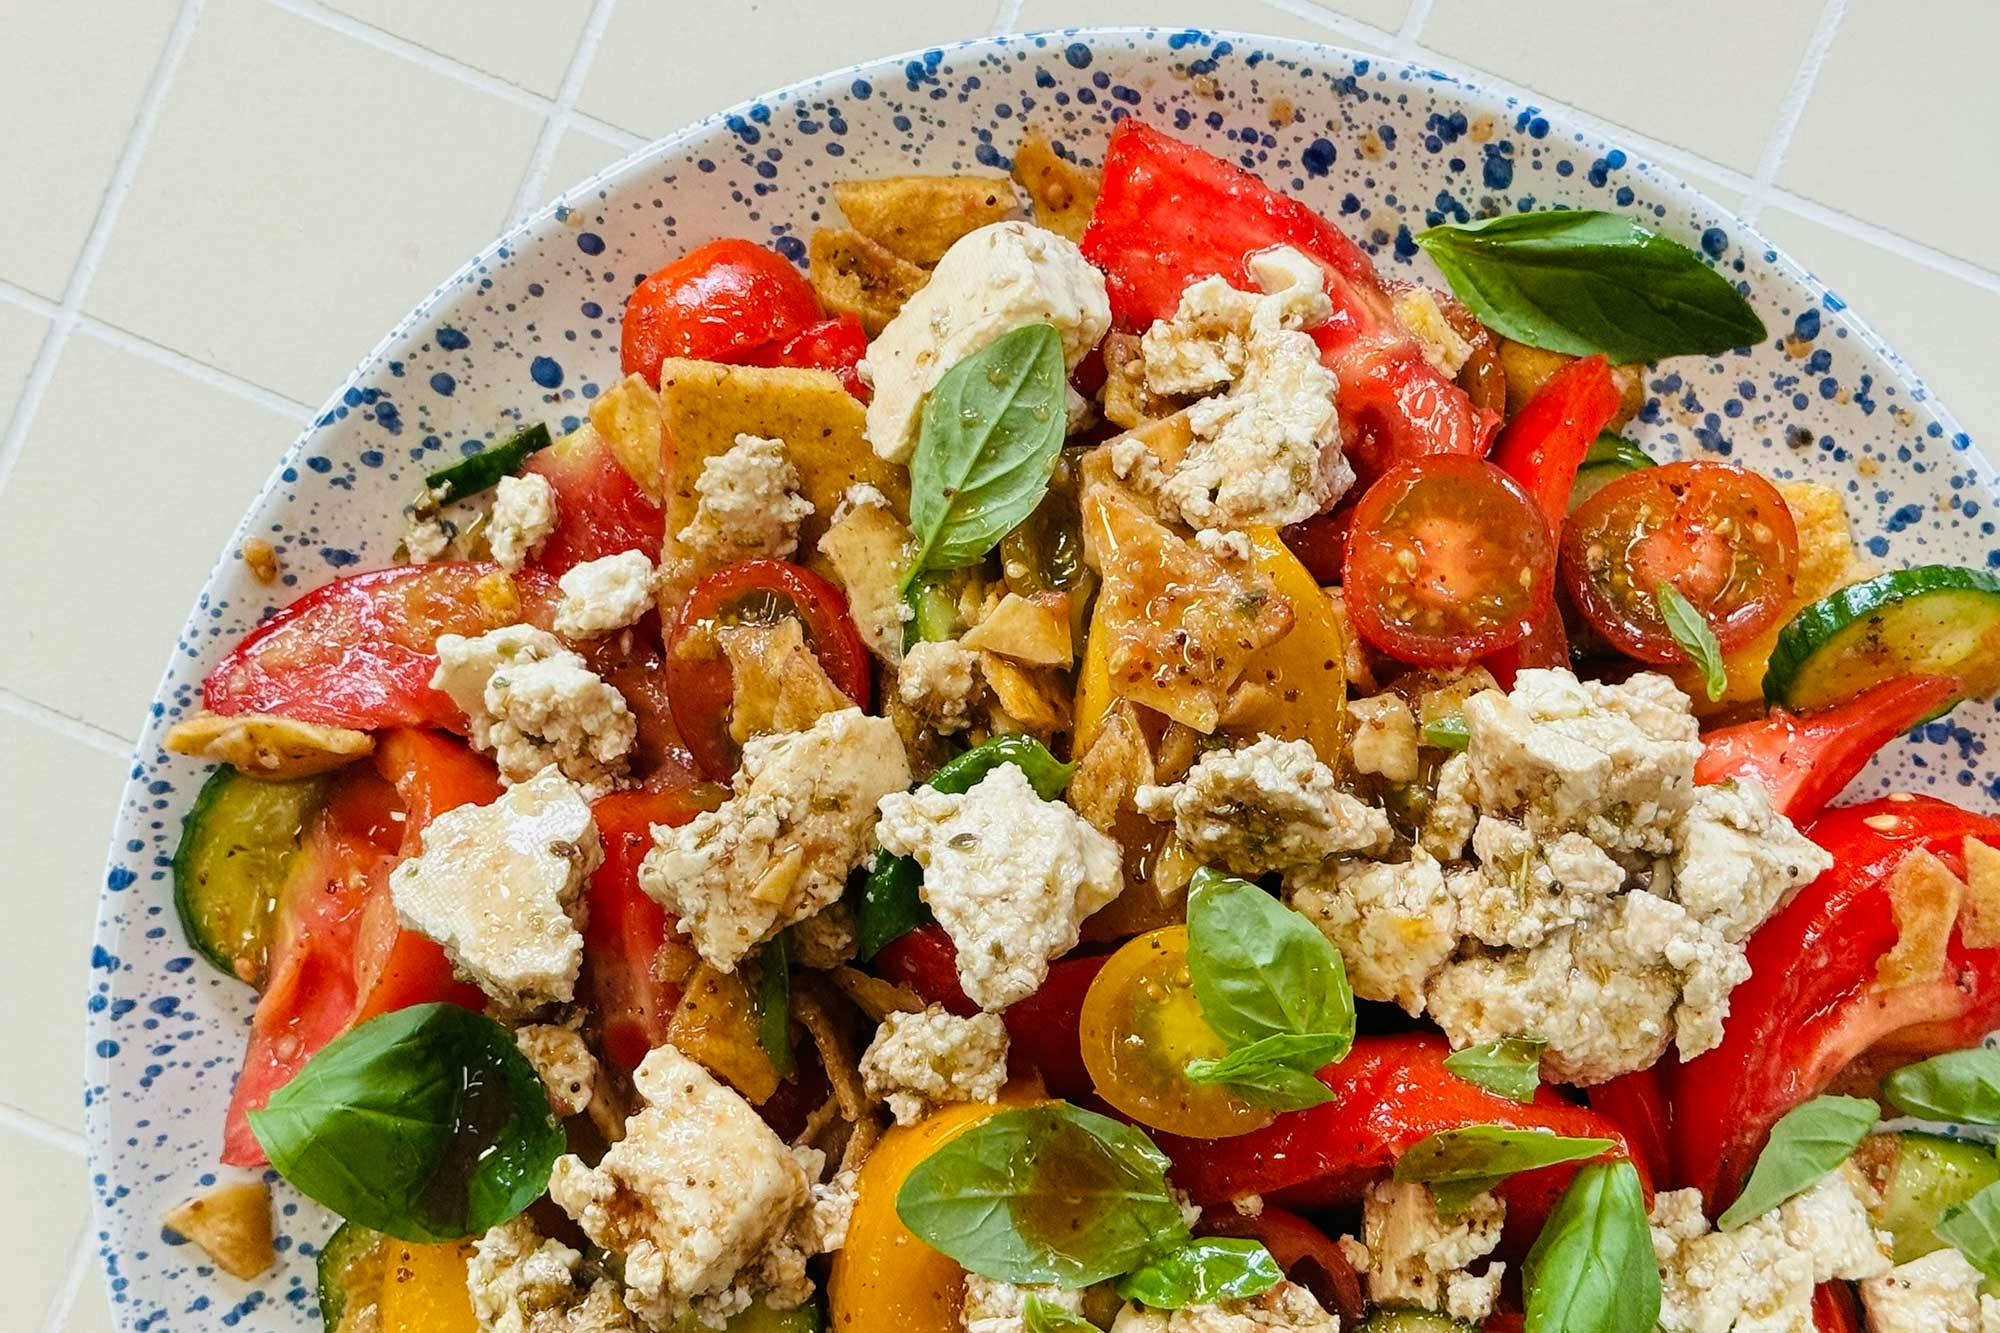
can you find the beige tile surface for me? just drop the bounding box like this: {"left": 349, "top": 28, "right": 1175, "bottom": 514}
{"left": 65, "top": 1270, "right": 116, "bottom": 1333}
{"left": 0, "top": 0, "right": 178, "bottom": 300}
{"left": 0, "top": 302, "right": 50, "bottom": 426}
{"left": 1782, "top": 0, "right": 2000, "bottom": 271}
{"left": 1424, "top": 0, "right": 1827, "bottom": 173}
{"left": 0, "top": 334, "right": 303, "bottom": 737}
{"left": 84, "top": 0, "right": 545, "bottom": 405}
{"left": 0, "top": 1130, "right": 88, "bottom": 1329}
{"left": 322, "top": 0, "right": 596, "bottom": 97}
{"left": 1013, "top": 0, "right": 1393, "bottom": 48}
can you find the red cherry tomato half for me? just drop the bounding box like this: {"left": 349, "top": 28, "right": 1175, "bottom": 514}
{"left": 1561, "top": 459, "right": 1799, "bottom": 664}
{"left": 620, "top": 239, "right": 822, "bottom": 386}
{"left": 743, "top": 313, "right": 869, "bottom": 400}
{"left": 664, "top": 559, "right": 872, "bottom": 781}
{"left": 1341, "top": 455, "right": 1556, "bottom": 665}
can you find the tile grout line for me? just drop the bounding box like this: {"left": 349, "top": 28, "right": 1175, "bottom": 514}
{"left": 508, "top": 0, "right": 623, "bottom": 225}
{"left": 988, "top": 0, "right": 1026, "bottom": 35}
{"left": 1739, "top": 0, "right": 1846, "bottom": 226}
{"left": 74, "top": 317, "right": 316, "bottom": 421}
{"left": 0, "top": 686, "right": 137, "bottom": 761}
{"left": 1766, "top": 188, "right": 2000, "bottom": 299}
{"left": 1396, "top": 0, "right": 1435, "bottom": 46}
{"left": 0, "top": 0, "right": 203, "bottom": 504}
{"left": 0, "top": 278, "right": 60, "bottom": 320}
{"left": 0, "top": 1102, "right": 88, "bottom": 1158}
{"left": 263, "top": 0, "right": 556, "bottom": 117}
{"left": 38, "top": 1221, "right": 99, "bottom": 1333}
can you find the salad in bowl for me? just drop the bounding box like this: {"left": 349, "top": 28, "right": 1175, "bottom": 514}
{"left": 146, "top": 110, "right": 2000, "bottom": 1333}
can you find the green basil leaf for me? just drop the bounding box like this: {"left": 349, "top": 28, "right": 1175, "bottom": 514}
{"left": 247, "top": 1003, "right": 563, "bottom": 1243}
{"left": 1206, "top": 1064, "right": 1340, "bottom": 1112}
{"left": 756, "top": 927, "right": 795, "bottom": 1077}
{"left": 1884, "top": 1049, "right": 2000, "bottom": 1125}
{"left": 931, "top": 736, "right": 1077, "bottom": 799}
{"left": 1939, "top": 1180, "right": 2000, "bottom": 1282}
{"left": 896, "top": 1102, "right": 1191, "bottom": 1285}
{"left": 1655, "top": 581, "right": 1727, "bottom": 701}
{"left": 1185, "top": 868, "right": 1354, "bottom": 1050}
{"left": 1396, "top": 1126, "right": 1614, "bottom": 1215}
{"left": 1023, "top": 1295, "right": 1098, "bottom": 1332}
{"left": 1524, "top": 1159, "right": 1659, "bottom": 1333}
{"left": 1444, "top": 1037, "right": 1549, "bottom": 1103}
{"left": 1115, "top": 1238, "right": 1284, "bottom": 1309}
{"left": 1415, "top": 211, "right": 1767, "bottom": 363}
{"left": 1420, "top": 715, "right": 1470, "bottom": 751}
{"left": 1716, "top": 1095, "right": 1880, "bottom": 1230}
{"left": 903, "top": 322, "right": 1069, "bottom": 590}
{"left": 1185, "top": 1033, "right": 1348, "bottom": 1108}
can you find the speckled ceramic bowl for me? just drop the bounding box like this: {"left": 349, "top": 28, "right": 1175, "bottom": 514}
{"left": 87, "top": 26, "right": 1999, "bottom": 1330}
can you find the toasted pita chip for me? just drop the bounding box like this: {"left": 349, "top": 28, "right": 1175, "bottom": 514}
{"left": 1876, "top": 848, "right": 1965, "bottom": 989}
{"left": 588, "top": 372, "right": 665, "bottom": 501}
{"left": 832, "top": 174, "right": 1019, "bottom": 265}
{"left": 163, "top": 1182, "right": 274, "bottom": 1280}
{"left": 715, "top": 618, "right": 853, "bottom": 744}
{"left": 667, "top": 963, "right": 779, "bottom": 1103}
{"left": 1011, "top": 131, "right": 1102, "bottom": 242}
{"left": 1100, "top": 331, "right": 1180, "bottom": 430}
{"left": 1961, "top": 837, "right": 2000, "bottom": 948}
{"left": 960, "top": 591, "right": 1073, "bottom": 666}
{"left": 808, "top": 227, "right": 928, "bottom": 336}
{"left": 815, "top": 496, "right": 913, "bottom": 665}
{"left": 165, "top": 711, "right": 373, "bottom": 779}
{"left": 979, "top": 652, "right": 1070, "bottom": 735}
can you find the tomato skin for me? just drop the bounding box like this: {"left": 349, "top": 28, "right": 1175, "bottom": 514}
{"left": 1278, "top": 507, "right": 1350, "bottom": 585}
{"left": 1585, "top": 1064, "right": 1675, "bottom": 1190}
{"left": 663, "top": 559, "right": 872, "bottom": 782}
{"left": 1562, "top": 460, "right": 1799, "bottom": 664}
{"left": 1488, "top": 355, "right": 1621, "bottom": 526}
{"left": 1196, "top": 1207, "right": 1365, "bottom": 1325}
{"left": 1342, "top": 455, "right": 1556, "bottom": 665}
{"left": 1694, "top": 674, "right": 1959, "bottom": 824}
{"left": 744, "top": 313, "right": 869, "bottom": 399}
{"left": 620, "top": 238, "right": 822, "bottom": 386}
{"left": 1812, "top": 1282, "right": 1863, "bottom": 1333}
{"left": 523, "top": 430, "right": 664, "bottom": 575}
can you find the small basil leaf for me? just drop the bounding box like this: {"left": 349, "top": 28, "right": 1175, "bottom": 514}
{"left": 1023, "top": 1294, "right": 1098, "bottom": 1332}
{"left": 247, "top": 1003, "right": 563, "bottom": 1243}
{"left": 895, "top": 1102, "right": 1191, "bottom": 1285}
{"left": 1444, "top": 1037, "right": 1548, "bottom": 1103}
{"left": 1420, "top": 715, "right": 1470, "bottom": 751}
{"left": 756, "top": 927, "right": 794, "bottom": 1077}
{"left": 1192, "top": 1062, "right": 1338, "bottom": 1113}
{"left": 932, "top": 736, "right": 1077, "bottom": 799}
{"left": 1395, "top": 1126, "right": 1615, "bottom": 1216}
{"left": 1883, "top": 1049, "right": 2000, "bottom": 1125}
{"left": 1185, "top": 1033, "right": 1348, "bottom": 1109}
{"left": 903, "top": 323, "right": 1069, "bottom": 590}
{"left": 1656, "top": 582, "right": 1726, "bottom": 701}
{"left": 1185, "top": 868, "right": 1355, "bottom": 1050}
{"left": 1524, "top": 1159, "right": 1659, "bottom": 1333}
{"left": 1939, "top": 1180, "right": 2000, "bottom": 1282}
{"left": 1115, "top": 1238, "right": 1284, "bottom": 1309}
{"left": 1415, "top": 211, "right": 1767, "bottom": 363}
{"left": 1716, "top": 1095, "right": 1880, "bottom": 1230}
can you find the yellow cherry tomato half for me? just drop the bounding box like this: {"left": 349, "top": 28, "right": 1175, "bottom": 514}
{"left": 1079, "top": 925, "right": 1274, "bottom": 1139}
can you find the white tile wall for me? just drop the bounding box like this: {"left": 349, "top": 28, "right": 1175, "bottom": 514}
{"left": 5, "top": 1, "right": 1997, "bottom": 1327}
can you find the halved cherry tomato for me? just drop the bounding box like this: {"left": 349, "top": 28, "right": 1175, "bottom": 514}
{"left": 1342, "top": 455, "right": 1555, "bottom": 665}
{"left": 663, "top": 559, "right": 871, "bottom": 781}
{"left": 1197, "top": 1206, "right": 1364, "bottom": 1325}
{"left": 744, "top": 313, "right": 869, "bottom": 400}
{"left": 522, "top": 427, "right": 664, "bottom": 575}
{"left": 1562, "top": 460, "right": 1799, "bottom": 665}
{"left": 620, "top": 238, "right": 822, "bottom": 386}
{"left": 1078, "top": 926, "right": 1274, "bottom": 1139}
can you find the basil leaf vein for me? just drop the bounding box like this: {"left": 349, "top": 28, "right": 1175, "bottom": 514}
{"left": 1444, "top": 1036, "right": 1548, "bottom": 1103}
{"left": 1115, "top": 1237, "right": 1283, "bottom": 1309}
{"left": 1884, "top": 1048, "right": 2000, "bottom": 1125}
{"left": 1395, "top": 1125, "right": 1615, "bottom": 1215}
{"left": 1716, "top": 1094, "right": 1879, "bottom": 1230}
{"left": 1023, "top": 1294, "right": 1097, "bottom": 1332}
{"left": 1940, "top": 1180, "right": 2000, "bottom": 1282}
{"left": 1656, "top": 581, "right": 1727, "bottom": 701}
{"left": 1524, "top": 1159, "right": 1659, "bottom": 1333}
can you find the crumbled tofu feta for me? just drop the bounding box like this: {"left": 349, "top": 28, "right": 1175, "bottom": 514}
{"left": 859, "top": 1004, "right": 1010, "bottom": 1124}
{"left": 1423, "top": 750, "right": 1478, "bottom": 861}
{"left": 1342, "top": 1178, "right": 1505, "bottom": 1322}
{"left": 1138, "top": 277, "right": 1261, "bottom": 396}
{"left": 1108, "top": 1283, "right": 1339, "bottom": 1333}
{"left": 548, "top": 1045, "right": 812, "bottom": 1330}
{"left": 1862, "top": 1247, "right": 1995, "bottom": 1333}
{"left": 1192, "top": 528, "right": 1254, "bottom": 562}
{"left": 962, "top": 1276, "right": 1087, "bottom": 1333}
{"left": 1673, "top": 778, "right": 1834, "bottom": 941}
{"left": 468, "top": 1216, "right": 593, "bottom": 1333}
{"left": 898, "top": 639, "right": 986, "bottom": 735}
{"left": 864, "top": 220, "right": 1111, "bottom": 463}
{"left": 516, "top": 1022, "right": 600, "bottom": 1117}
{"left": 830, "top": 481, "right": 892, "bottom": 525}
{"left": 641, "top": 709, "right": 910, "bottom": 972}
{"left": 1347, "top": 692, "right": 1420, "bottom": 785}
{"left": 1135, "top": 735, "right": 1391, "bottom": 875}
{"left": 1288, "top": 851, "right": 1457, "bottom": 1014}
{"left": 1450, "top": 818, "right": 1627, "bottom": 949}
{"left": 404, "top": 508, "right": 453, "bottom": 563}
{"left": 553, "top": 550, "right": 658, "bottom": 639}
{"left": 677, "top": 433, "right": 815, "bottom": 564}
{"left": 389, "top": 768, "right": 601, "bottom": 1012}
{"left": 876, "top": 761, "right": 1122, "bottom": 1010}
{"left": 490, "top": 472, "right": 559, "bottom": 572}
{"left": 433, "top": 624, "right": 637, "bottom": 797}
{"left": 1391, "top": 286, "right": 1476, "bottom": 378}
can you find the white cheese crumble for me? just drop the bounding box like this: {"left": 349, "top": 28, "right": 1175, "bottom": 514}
{"left": 1107, "top": 1281, "right": 1340, "bottom": 1331}
{"left": 1192, "top": 528, "right": 1253, "bottom": 563}
{"left": 1861, "top": 1246, "right": 2000, "bottom": 1333}
{"left": 553, "top": 550, "right": 658, "bottom": 639}
{"left": 859, "top": 1004, "right": 1010, "bottom": 1125}
{"left": 897, "top": 638, "right": 986, "bottom": 735}
{"left": 468, "top": 1216, "right": 605, "bottom": 1333}
{"left": 515, "top": 1022, "right": 599, "bottom": 1118}
{"left": 677, "top": 433, "right": 815, "bottom": 565}
{"left": 489, "top": 472, "right": 558, "bottom": 572}
{"left": 962, "top": 1276, "right": 1087, "bottom": 1333}
{"left": 640, "top": 708, "right": 910, "bottom": 972}
{"left": 862, "top": 220, "right": 1111, "bottom": 463}
{"left": 1340, "top": 1178, "right": 1505, "bottom": 1324}
{"left": 1288, "top": 851, "right": 1457, "bottom": 1015}
{"left": 1672, "top": 777, "right": 1834, "bottom": 942}
{"left": 404, "top": 507, "right": 453, "bottom": 563}
{"left": 388, "top": 767, "right": 601, "bottom": 1012}
{"left": 432, "top": 624, "right": 637, "bottom": 797}
{"left": 1347, "top": 692, "right": 1421, "bottom": 785}
{"left": 1135, "top": 734, "right": 1392, "bottom": 876}
{"left": 876, "top": 761, "right": 1122, "bottom": 1011}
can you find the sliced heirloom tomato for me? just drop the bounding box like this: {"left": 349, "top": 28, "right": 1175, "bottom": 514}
{"left": 620, "top": 238, "right": 822, "bottom": 386}
{"left": 1669, "top": 794, "right": 2000, "bottom": 1211}
{"left": 664, "top": 559, "right": 872, "bottom": 782}
{"left": 1342, "top": 455, "right": 1556, "bottom": 665}
{"left": 1079, "top": 119, "right": 1496, "bottom": 486}
{"left": 522, "top": 425, "right": 665, "bottom": 575}
{"left": 1562, "top": 459, "right": 1798, "bottom": 665}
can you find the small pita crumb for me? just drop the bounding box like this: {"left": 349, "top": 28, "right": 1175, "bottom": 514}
{"left": 1876, "top": 848, "right": 1965, "bottom": 989}
{"left": 1011, "top": 131, "right": 1102, "bottom": 242}
{"left": 164, "top": 711, "right": 374, "bottom": 779}
{"left": 163, "top": 1181, "right": 275, "bottom": 1280}
{"left": 832, "top": 174, "right": 1019, "bottom": 265}
{"left": 1960, "top": 838, "right": 2000, "bottom": 948}
{"left": 807, "top": 227, "right": 929, "bottom": 336}
{"left": 240, "top": 538, "right": 280, "bottom": 584}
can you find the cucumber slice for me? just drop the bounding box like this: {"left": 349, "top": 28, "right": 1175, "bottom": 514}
{"left": 670, "top": 1297, "right": 825, "bottom": 1332}
{"left": 1764, "top": 565, "right": 2000, "bottom": 712}
{"left": 1355, "top": 1308, "right": 1476, "bottom": 1333}
{"left": 421, "top": 421, "right": 552, "bottom": 507}
{"left": 172, "top": 767, "right": 328, "bottom": 984}
{"left": 1855, "top": 1132, "right": 2000, "bottom": 1264}
{"left": 315, "top": 1221, "right": 385, "bottom": 1333}
{"left": 1566, "top": 433, "right": 1655, "bottom": 513}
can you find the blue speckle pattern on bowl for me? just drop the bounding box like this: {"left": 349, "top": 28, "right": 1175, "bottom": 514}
{"left": 87, "top": 27, "right": 1998, "bottom": 1329}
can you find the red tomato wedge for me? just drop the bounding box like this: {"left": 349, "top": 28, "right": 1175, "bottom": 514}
{"left": 663, "top": 559, "right": 872, "bottom": 782}
{"left": 744, "top": 313, "right": 869, "bottom": 400}
{"left": 523, "top": 427, "right": 664, "bottom": 575}
{"left": 620, "top": 238, "right": 822, "bottom": 386}
{"left": 1562, "top": 460, "right": 1798, "bottom": 664}
{"left": 1342, "top": 455, "right": 1556, "bottom": 665}
{"left": 1585, "top": 1063, "right": 1675, "bottom": 1190}
{"left": 1080, "top": 119, "right": 1497, "bottom": 485}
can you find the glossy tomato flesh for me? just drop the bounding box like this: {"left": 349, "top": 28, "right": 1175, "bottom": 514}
{"left": 619, "top": 238, "right": 821, "bottom": 386}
